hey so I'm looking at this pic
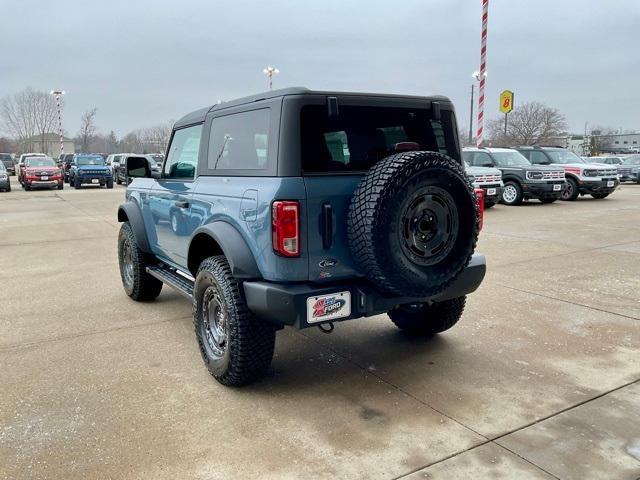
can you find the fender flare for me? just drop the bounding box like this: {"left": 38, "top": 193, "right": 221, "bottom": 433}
{"left": 189, "top": 222, "right": 261, "bottom": 279}
{"left": 501, "top": 174, "right": 522, "bottom": 186}
{"left": 117, "top": 201, "right": 151, "bottom": 253}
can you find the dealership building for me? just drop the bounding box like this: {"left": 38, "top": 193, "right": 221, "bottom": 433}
{"left": 544, "top": 133, "right": 640, "bottom": 155}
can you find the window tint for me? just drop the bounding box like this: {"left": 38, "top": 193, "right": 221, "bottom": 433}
{"left": 301, "top": 105, "right": 457, "bottom": 173}
{"left": 208, "top": 109, "right": 270, "bottom": 171}
{"left": 164, "top": 125, "right": 202, "bottom": 179}
{"left": 529, "top": 151, "right": 548, "bottom": 164}
{"left": 462, "top": 151, "right": 493, "bottom": 167}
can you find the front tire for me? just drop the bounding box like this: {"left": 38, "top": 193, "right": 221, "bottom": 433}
{"left": 389, "top": 296, "right": 466, "bottom": 336}
{"left": 501, "top": 181, "right": 523, "bottom": 205}
{"left": 562, "top": 177, "right": 579, "bottom": 201}
{"left": 118, "top": 222, "right": 163, "bottom": 301}
{"left": 107, "top": 178, "right": 114, "bottom": 189}
{"left": 57, "top": 182, "right": 63, "bottom": 190}
{"left": 74, "top": 176, "right": 82, "bottom": 189}
{"left": 193, "top": 256, "right": 275, "bottom": 386}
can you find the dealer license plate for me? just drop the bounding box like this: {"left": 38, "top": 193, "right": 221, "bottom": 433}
{"left": 607, "top": 180, "right": 614, "bottom": 187}
{"left": 91, "top": 179, "right": 99, "bottom": 184}
{"left": 553, "top": 184, "right": 562, "bottom": 191}
{"left": 41, "top": 176, "right": 48, "bottom": 181}
{"left": 486, "top": 188, "right": 496, "bottom": 195}
{"left": 307, "top": 291, "right": 351, "bottom": 323}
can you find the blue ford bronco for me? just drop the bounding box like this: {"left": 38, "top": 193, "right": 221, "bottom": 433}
{"left": 69, "top": 153, "right": 114, "bottom": 189}
{"left": 117, "top": 88, "right": 486, "bottom": 386}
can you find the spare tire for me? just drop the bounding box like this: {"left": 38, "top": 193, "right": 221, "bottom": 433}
{"left": 347, "top": 151, "right": 479, "bottom": 297}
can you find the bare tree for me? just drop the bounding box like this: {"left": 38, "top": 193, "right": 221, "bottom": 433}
{"left": 0, "top": 87, "right": 58, "bottom": 152}
{"left": 137, "top": 122, "right": 173, "bottom": 153}
{"left": 78, "top": 108, "right": 97, "bottom": 152}
{"left": 487, "top": 101, "right": 567, "bottom": 146}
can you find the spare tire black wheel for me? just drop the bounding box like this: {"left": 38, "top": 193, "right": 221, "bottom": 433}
{"left": 347, "top": 151, "right": 479, "bottom": 298}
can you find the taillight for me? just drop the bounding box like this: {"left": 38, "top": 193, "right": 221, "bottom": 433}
{"left": 474, "top": 188, "right": 484, "bottom": 231}
{"left": 272, "top": 201, "right": 300, "bottom": 257}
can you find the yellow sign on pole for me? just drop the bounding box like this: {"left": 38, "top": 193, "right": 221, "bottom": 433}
{"left": 500, "top": 90, "right": 514, "bottom": 114}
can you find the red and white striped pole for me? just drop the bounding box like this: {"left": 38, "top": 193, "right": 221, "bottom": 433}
{"left": 476, "top": 0, "right": 489, "bottom": 148}
{"left": 50, "top": 90, "right": 65, "bottom": 156}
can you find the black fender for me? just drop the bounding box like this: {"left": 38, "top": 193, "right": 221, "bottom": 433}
{"left": 117, "top": 201, "right": 151, "bottom": 253}
{"left": 189, "top": 222, "right": 261, "bottom": 279}
{"left": 501, "top": 174, "right": 522, "bottom": 186}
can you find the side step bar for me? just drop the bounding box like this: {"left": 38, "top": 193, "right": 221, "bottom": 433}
{"left": 146, "top": 265, "right": 194, "bottom": 299}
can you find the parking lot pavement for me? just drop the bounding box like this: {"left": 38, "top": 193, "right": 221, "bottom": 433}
{"left": 1, "top": 185, "right": 639, "bottom": 479}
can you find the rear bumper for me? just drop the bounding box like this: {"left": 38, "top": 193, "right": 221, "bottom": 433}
{"left": 243, "top": 254, "right": 487, "bottom": 329}
{"left": 578, "top": 178, "right": 618, "bottom": 194}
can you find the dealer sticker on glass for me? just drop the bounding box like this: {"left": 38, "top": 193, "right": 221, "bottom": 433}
{"left": 307, "top": 291, "right": 351, "bottom": 323}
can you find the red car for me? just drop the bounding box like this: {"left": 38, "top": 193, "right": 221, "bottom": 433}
{"left": 22, "top": 156, "right": 63, "bottom": 190}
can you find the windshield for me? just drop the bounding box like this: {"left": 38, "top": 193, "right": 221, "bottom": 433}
{"left": 545, "top": 150, "right": 585, "bottom": 164}
{"left": 491, "top": 151, "right": 531, "bottom": 167}
{"left": 301, "top": 105, "right": 459, "bottom": 173}
{"left": 623, "top": 157, "right": 640, "bottom": 165}
{"left": 0, "top": 162, "right": 5, "bottom": 172}
{"left": 26, "top": 157, "right": 56, "bottom": 167}
{"left": 0, "top": 154, "right": 11, "bottom": 161}
{"left": 76, "top": 156, "right": 105, "bottom": 166}
{"left": 2, "top": 159, "right": 13, "bottom": 167}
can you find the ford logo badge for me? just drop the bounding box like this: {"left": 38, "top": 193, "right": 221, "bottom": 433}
{"left": 318, "top": 258, "right": 338, "bottom": 268}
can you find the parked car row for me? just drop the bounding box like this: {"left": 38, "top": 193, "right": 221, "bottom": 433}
{"left": 462, "top": 146, "right": 633, "bottom": 206}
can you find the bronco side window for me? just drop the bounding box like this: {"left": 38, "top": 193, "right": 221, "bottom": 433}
{"left": 208, "top": 109, "right": 270, "bottom": 171}
{"left": 163, "top": 125, "right": 202, "bottom": 179}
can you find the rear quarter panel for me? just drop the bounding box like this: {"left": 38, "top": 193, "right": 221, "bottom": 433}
{"left": 190, "top": 176, "right": 309, "bottom": 282}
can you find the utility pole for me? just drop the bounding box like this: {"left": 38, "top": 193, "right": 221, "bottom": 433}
{"left": 468, "top": 84, "right": 475, "bottom": 145}
{"left": 50, "top": 90, "right": 65, "bottom": 157}
{"left": 263, "top": 66, "right": 279, "bottom": 90}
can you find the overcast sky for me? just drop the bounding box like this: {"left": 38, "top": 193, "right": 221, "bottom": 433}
{"left": 1, "top": 0, "right": 638, "bottom": 137}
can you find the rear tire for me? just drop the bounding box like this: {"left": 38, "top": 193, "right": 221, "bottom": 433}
{"left": 501, "top": 181, "right": 523, "bottom": 205}
{"left": 118, "top": 222, "right": 163, "bottom": 301}
{"left": 389, "top": 297, "right": 466, "bottom": 336}
{"left": 591, "top": 193, "right": 609, "bottom": 199}
{"left": 562, "top": 177, "right": 579, "bottom": 201}
{"left": 193, "top": 256, "right": 275, "bottom": 386}
{"left": 115, "top": 173, "right": 122, "bottom": 185}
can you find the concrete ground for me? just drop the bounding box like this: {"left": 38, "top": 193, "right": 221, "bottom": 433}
{"left": 1, "top": 183, "right": 639, "bottom": 480}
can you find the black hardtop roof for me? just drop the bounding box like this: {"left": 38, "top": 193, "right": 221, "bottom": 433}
{"left": 174, "top": 87, "right": 452, "bottom": 128}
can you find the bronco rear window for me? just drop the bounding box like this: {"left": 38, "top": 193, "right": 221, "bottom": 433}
{"left": 301, "top": 105, "right": 458, "bottom": 173}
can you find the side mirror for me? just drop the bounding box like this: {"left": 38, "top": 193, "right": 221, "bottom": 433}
{"left": 126, "top": 156, "right": 151, "bottom": 180}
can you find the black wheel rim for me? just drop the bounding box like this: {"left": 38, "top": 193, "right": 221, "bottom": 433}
{"left": 121, "top": 239, "right": 134, "bottom": 287}
{"left": 562, "top": 181, "right": 573, "bottom": 200}
{"left": 399, "top": 186, "right": 459, "bottom": 266}
{"left": 202, "top": 285, "right": 228, "bottom": 359}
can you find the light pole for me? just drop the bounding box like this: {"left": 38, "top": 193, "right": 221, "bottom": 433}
{"left": 263, "top": 66, "right": 279, "bottom": 90}
{"left": 469, "top": 71, "right": 487, "bottom": 145}
{"left": 50, "top": 90, "right": 65, "bottom": 157}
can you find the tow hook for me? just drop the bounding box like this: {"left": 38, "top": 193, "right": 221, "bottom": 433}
{"left": 318, "top": 322, "right": 334, "bottom": 334}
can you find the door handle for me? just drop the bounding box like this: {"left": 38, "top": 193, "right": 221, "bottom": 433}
{"left": 175, "top": 201, "right": 189, "bottom": 209}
